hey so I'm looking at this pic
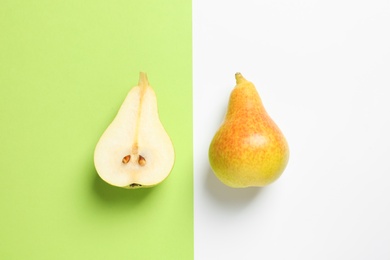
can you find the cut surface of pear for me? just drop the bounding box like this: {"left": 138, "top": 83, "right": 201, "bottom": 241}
{"left": 94, "top": 72, "right": 174, "bottom": 189}
{"left": 209, "top": 73, "right": 289, "bottom": 188}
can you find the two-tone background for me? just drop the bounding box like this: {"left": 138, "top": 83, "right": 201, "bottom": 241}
{"left": 1, "top": 0, "right": 389, "bottom": 259}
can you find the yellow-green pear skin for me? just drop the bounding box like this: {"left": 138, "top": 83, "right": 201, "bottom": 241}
{"left": 94, "top": 72, "right": 175, "bottom": 189}
{"left": 209, "top": 73, "right": 289, "bottom": 188}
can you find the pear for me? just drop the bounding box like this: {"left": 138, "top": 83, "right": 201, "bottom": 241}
{"left": 94, "top": 72, "right": 175, "bottom": 189}
{"left": 209, "top": 73, "right": 289, "bottom": 188}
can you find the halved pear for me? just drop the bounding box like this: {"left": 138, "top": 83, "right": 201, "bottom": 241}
{"left": 94, "top": 72, "right": 175, "bottom": 189}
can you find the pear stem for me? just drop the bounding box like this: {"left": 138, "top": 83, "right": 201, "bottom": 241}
{"left": 138, "top": 72, "right": 149, "bottom": 89}
{"left": 235, "top": 72, "right": 246, "bottom": 84}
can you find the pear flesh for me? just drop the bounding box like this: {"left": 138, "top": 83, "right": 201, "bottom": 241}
{"left": 94, "top": 73, "right": 174, "bottom": 189}
{"left": 209, "top": 73, "right": 289, "bottom": 188}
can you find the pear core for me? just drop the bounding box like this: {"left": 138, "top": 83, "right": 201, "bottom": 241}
{"left": 94, "top": 72, "right": 175, "bottom": 189}
{"left": 208, "top": 73, "right": 289, "bottom": 188}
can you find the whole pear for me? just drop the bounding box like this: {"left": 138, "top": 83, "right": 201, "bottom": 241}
{"left": 209, "top": 73, "right": 289, "bottom": 188}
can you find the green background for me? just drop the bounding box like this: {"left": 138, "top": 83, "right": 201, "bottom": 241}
{"left": 0, "top": 0, "right": 193, "bottom": 259}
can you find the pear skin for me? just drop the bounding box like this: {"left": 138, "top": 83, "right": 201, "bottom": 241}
{"left": 94, "top": 72, "right": 175, "bottom": 189}
{"left": 209, "top": 73, "right": 289, "bottom": 188}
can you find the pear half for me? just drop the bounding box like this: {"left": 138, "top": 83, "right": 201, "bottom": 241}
{"left": 94, "top": 72, "right": 174, "bottom": 189}
{"left": 209, "top": 73, "right": 289, "bottom": 188}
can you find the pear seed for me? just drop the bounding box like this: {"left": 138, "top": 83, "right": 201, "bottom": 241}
{"left": 122, "top": 155, "right": 131, "bottom": 164}
{"left": 138, "top": 155, "right": 146, "bottom": 166}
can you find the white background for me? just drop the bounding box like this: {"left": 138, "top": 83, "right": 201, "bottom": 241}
{"left": 193, "top": 0, "right": 390, "bottom": 259}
